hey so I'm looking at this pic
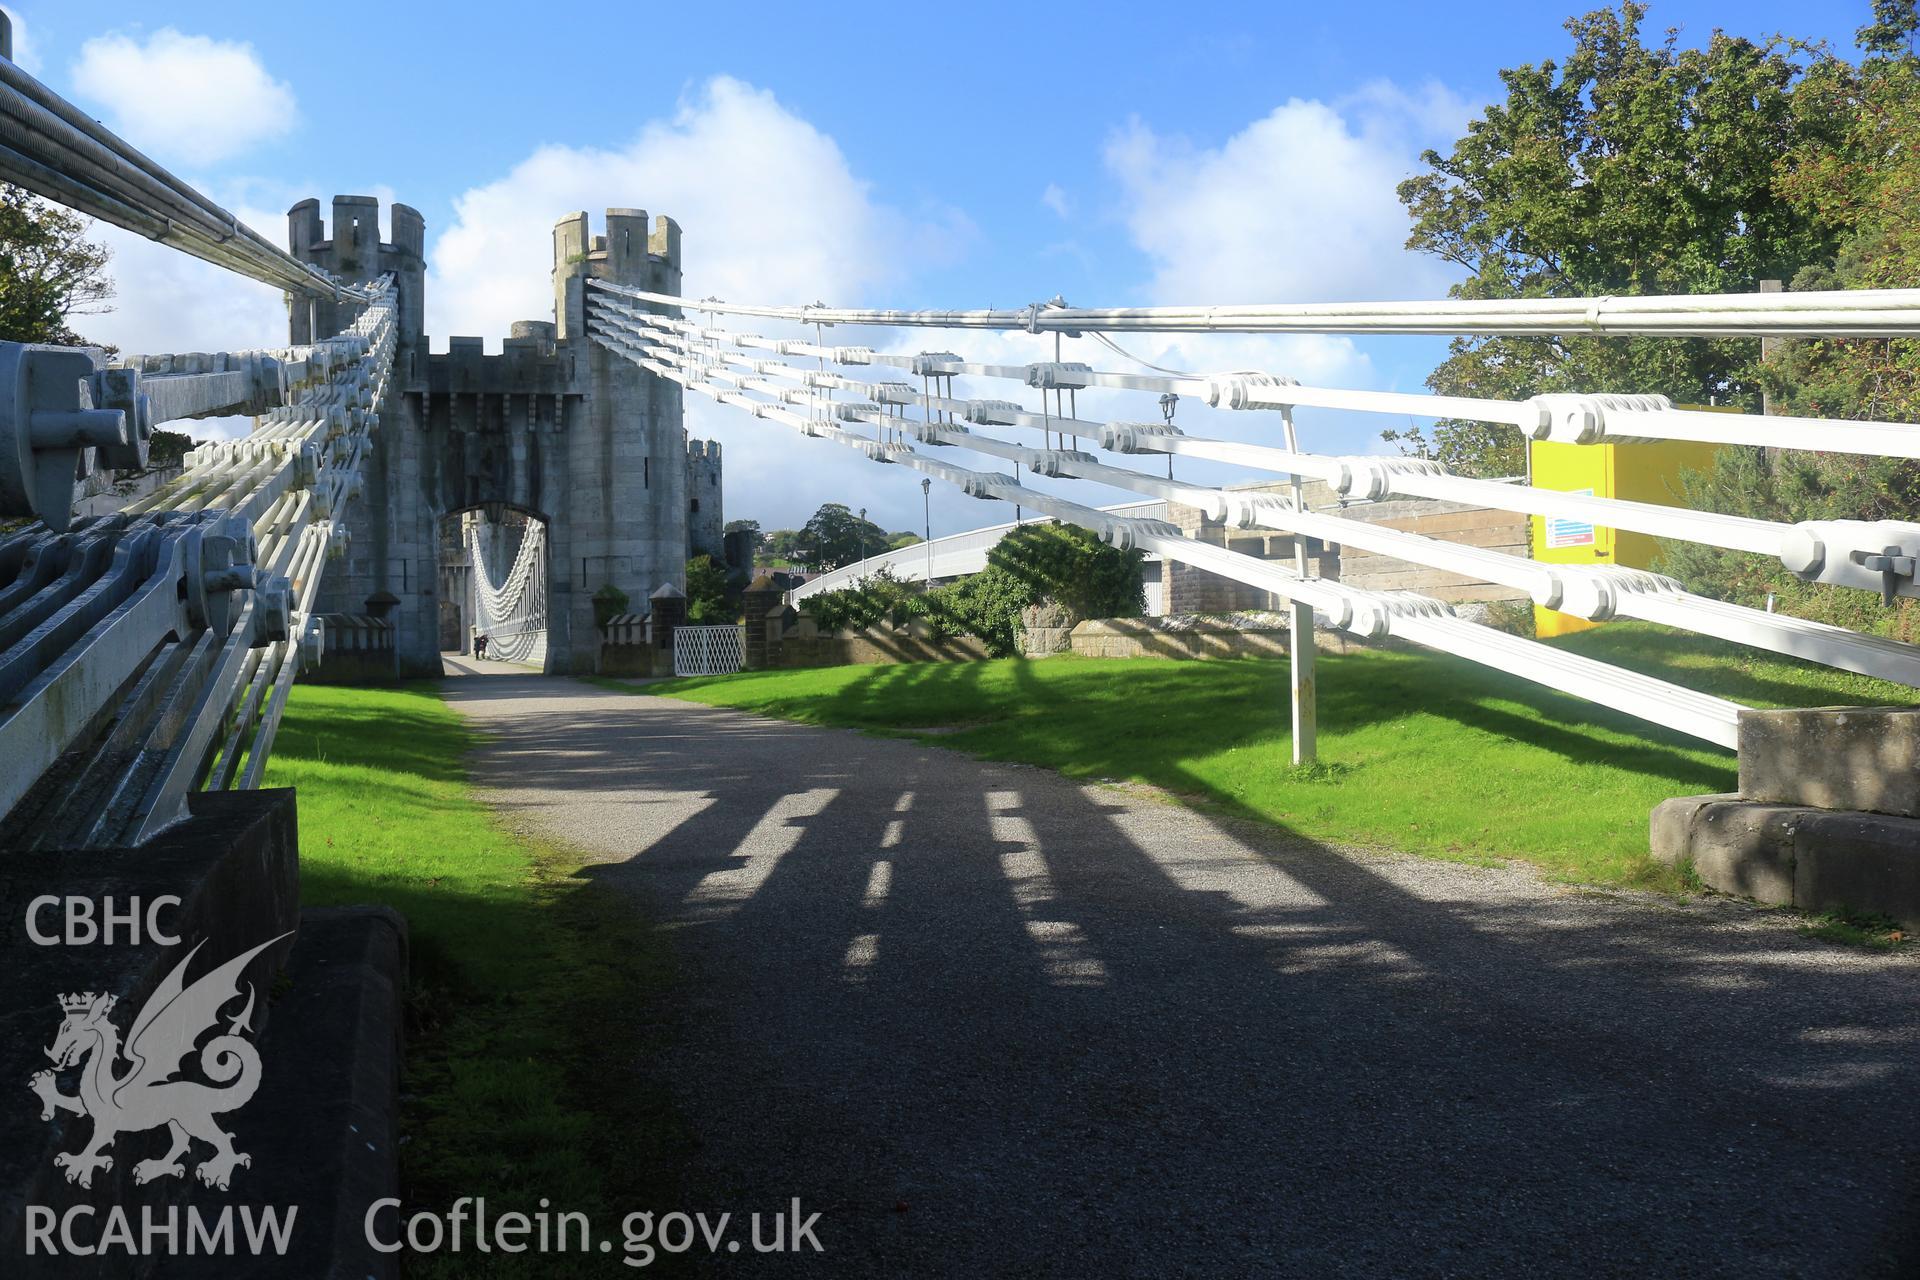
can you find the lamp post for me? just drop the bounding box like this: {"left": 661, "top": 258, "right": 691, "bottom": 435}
{"left": 858, "top": 507, "right": 868, "bottom": 564}
{"left": 921, "top": 477, "right": 933, "bottom": 587}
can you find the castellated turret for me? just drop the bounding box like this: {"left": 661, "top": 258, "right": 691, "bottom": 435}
{"left": 286, "top": 196, "right": 426, "bottom": 348}
{"left": 551, "top": 208, "right": 682, "bottom": 341}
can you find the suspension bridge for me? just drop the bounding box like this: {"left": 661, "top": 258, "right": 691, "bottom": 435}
{"left": 4, "top": 2, "right": 1920, "bottom": 843}
{"left": 0, "top": 17, "right": 1918, "bottom": 1275}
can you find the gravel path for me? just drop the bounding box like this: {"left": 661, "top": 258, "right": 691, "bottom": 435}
{"left": 440, "top": 665, "right": 1920, "bottom": 1278}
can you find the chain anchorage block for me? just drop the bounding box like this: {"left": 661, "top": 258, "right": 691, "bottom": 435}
{"left": 0, "top": 343, "right": 139, "bottom": 532}
{"left": 298, "top": 614, "right": 326, "bottom": 668}
{"left": 250, "top": 573, "right": 293, "bottom": 645}
{"left": 87, "top": 367, "right": 154, "bottom": 470}
{"left": 185, "top": 512, "right": 259, "bottom": 638}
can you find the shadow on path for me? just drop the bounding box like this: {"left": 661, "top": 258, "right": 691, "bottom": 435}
{"left": 441, "top": 672, "right": 1920, "bottom": 1278}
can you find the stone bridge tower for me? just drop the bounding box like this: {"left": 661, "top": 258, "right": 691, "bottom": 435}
{"left": 289, "top": 196, "right": 690, "bottom": 675}
{"left": 686, "top": 438, "right": 724, "bottom": 561}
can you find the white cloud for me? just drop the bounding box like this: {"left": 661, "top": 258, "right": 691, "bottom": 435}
{"left": 1085, "top": 80, "right": 1479, "bottom": 469}
{"left": 1338, "top": 78, "right": 1479, "bottom": 146}
{"left": 426, "top": 76, "right": 978, "bottom": 534}
{"left": 1104, "top": 88, "right": 1465, "bottom": 306}
{"left": 1040, "top": 183, "right": 1071, "bottom": 219}
{"left": 70, "top": 29, "right": 298, "bottom": 167}
{"left": 82, "top": 223, "right": 287, "bottom": 359}
{"left": 76, "top": 194, "right": 294, "bottom": 442}
{"left": 429, "top": 76, "right": 968, "bottom": 343}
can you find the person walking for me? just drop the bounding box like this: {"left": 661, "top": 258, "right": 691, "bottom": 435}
{"left": 474, "top": 633, "right": 489, "bottom": 660}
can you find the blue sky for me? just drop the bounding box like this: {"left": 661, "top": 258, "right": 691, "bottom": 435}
{"left": 7, "top": 1, "right": 1873, "bottom": 534}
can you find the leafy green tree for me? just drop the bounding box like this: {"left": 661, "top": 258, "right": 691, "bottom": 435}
{"left": 0, "top": 184, "right": 113, "bottom": 346}
{"left": 724, "top": 517, "right": 762, "bottom": 556}
{"left": 806, "top": 565, "right": 925, "bottom": 633}
{"left": 792, "top": 502, "right": 890, "bottom": 571}
{"left": 1662, "top": 7, "right": 1920, "bottom": 639}
{"left": 1859, "top": 0, "right": 1919, "bottom": 55}
{"left": 928, "top": 566, "right": 1028, "bottom": 656}
{"left": 917, "top": 524, "right": 1143, "bottom": 656}
{"left": 684, "top": 554, "right": 732, "bottom": 623}
{"left": 763, "top": 528, "right": 799, "bottom": 564}
{"left": 1388, "top": 3, "right": 1844, "bottom": 474}
{"left": 592, "top": 583, "right": 630, "bottom": 629}
{"left": 148, "top": 429, "right": 193, "bottom": 469}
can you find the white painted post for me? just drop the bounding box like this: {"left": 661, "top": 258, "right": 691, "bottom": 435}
{"left": 1280, "top": 407, "right": 1317, "bottom": 765}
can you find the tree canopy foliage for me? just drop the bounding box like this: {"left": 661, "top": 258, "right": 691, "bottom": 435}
{"left": 1396, "top": 2, "right": 1920, "bottom": 636}
{"left": 1388, "top": 3, "right": 1846, "bottom": 473}
{"left": 1659, "top": 2, "right": 1920, "bottom": 637}
{"left": 685, "top": 554, "right": 733, "bottom": 623}
{"left": 0, "top": 184, "right": 112, "bottom": 348}
{"left": 782, "top": 503, "right": 923, "bottom": 571}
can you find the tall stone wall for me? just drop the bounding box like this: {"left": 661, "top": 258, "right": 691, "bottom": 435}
{"left": 291, "top": 197, "right": 693, "bottom": 675}
{"left": 552, "top": 209, "right": 688, "bottom": 672}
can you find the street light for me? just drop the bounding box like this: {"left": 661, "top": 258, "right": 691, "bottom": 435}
{"left": 921, "top": 477, "right": 933, "bottom": 587}
{"left": 858, "top": 507, "right": 868, "bottom": 563}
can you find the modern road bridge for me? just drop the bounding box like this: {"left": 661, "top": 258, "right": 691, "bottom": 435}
{"left": 6, "top": 20, "right": 1920, "bottom": 847}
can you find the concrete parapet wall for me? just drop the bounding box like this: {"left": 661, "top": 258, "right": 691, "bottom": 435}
{"left": 599, "top": 643, "right": 675, "bottom": 677}
{"left": 305, "top": 614, "right": 399, "bottom": 684}
{"left": 0, "top": 791, "right": 300, "bottom": 1248}
{"left": 1651, "top": 793, "right": 1920, "bottom": 929}
{"left": 1652, "top": 704, "right": 1920, "bottom": 928}
{"left": 1738, "top": 706, "right": 1920, "bottom": 817}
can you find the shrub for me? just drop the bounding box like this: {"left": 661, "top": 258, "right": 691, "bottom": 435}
{"left": 984, "top": 521, "right": 1145, "bottom": 622}
{"left": 591, "top": 583, "right": 629, "bottom": 629}
{"left": 685, "top": 555, "right": 732, "bottom": 623}
{"left": 806, "top": 566, "right": 927, "bottom": 633}
{"left": 801, "top": 523, "right": 1145, "bottom": 658}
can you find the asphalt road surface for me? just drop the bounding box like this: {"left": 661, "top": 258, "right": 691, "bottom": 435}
{"left": 441, "top": 666, "right": 1920, "bottom": 1278}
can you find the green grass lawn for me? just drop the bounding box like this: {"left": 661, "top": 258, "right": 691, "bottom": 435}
{"left": 639, "top": 622, "right": 1920, "bottom": 888}
{"left": 264, "top": 684, "right": 684, "bottom": 1278}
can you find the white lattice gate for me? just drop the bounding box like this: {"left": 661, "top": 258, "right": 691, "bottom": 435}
{"left": 673, "top": 625, "right": 745, "bottom": 677}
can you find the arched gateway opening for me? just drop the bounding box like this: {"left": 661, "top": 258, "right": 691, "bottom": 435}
{"left": 438, "top": 503, "right": 551, "bottom": 671}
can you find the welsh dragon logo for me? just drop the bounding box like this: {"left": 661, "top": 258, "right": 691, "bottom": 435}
{"left": 29, "top": 933, "right": 289, "bottom": 1192}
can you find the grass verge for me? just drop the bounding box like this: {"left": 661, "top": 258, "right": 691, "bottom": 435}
{"left": 264, "top": 683, "right": 686, "bottom": 1278}
{"left": 629, "top": 622, "right": 1919, "bottom": 889}
{"left": 1797, "top": 911, "right": 1912, "bottom": 951}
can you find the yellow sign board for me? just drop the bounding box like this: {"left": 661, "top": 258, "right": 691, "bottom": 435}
{"left": 1528, "top": 431, "right": 1723, "bottom": 637}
